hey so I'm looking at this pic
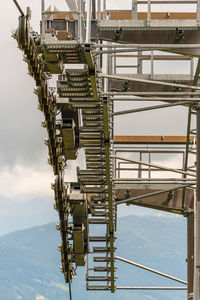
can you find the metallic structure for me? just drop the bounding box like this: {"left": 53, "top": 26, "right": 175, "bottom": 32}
{"left": 12, "top": 0, "right": 200, "bottom": 298}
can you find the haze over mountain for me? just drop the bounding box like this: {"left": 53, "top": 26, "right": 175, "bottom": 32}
{"left": 0, "top": 215, "right": 187, "bottom": 300}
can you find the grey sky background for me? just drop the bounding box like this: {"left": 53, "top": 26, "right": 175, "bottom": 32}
{"left": 0, "top": 0, "right": 192, "bottom": 236}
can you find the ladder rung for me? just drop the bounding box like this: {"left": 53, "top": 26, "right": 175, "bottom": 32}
{"left": 87, "top": 276, "right": 111, "bottom": 282}
{"left": 89, "top": 218, "right": 108, "bottom": 225}
{"left": 81, "top": 186, "right": 106, "bottom": 193}
{"left": 86, "top": 163, "right": 105, "bottom": 169}
{"left": 91, "top": 205, "right": 107, "bottom": 209}
{"left": 94, "top": 267, "right": 109, "bottom": 272}
{"left": 78, "top": 169, "right": 104, "bottom": 176}
{"left": 82, "top": 109, "right": 100, "bottom": 115}
{"left": 93, "top": 247, "right": 108, "bottom": 252}
{"left": 87, "top": 285, "right": 109, "bottom": 290}
{"left": 93, "top": 257, "right": 108, "bottom": 262}
{"left": 86, "top": 157, "right": 104, "bottom": 162}
{"left": 92, "top": 211, "right": 107, "bottom": 217}
{"left": 89, "top": 236, "right": 107, "bottom": 242}
{"left": 91, "top": 195, "right": 107, "bottom": 202}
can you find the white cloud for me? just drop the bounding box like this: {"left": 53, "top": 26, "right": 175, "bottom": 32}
{"left": 36, "top": 296, "right": 49, "bottom": 300}
{"left": 0, "top": 161, "right": 54, "bottom": 201}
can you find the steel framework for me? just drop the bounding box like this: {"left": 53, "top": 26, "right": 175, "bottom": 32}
{"left": 12, "top": 0, "right": 200, "bottom": 299}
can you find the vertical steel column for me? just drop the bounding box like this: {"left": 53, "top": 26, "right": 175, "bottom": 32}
{"left": 97, "top": 0, "right": 101, "bottom": 21}
{"left": 197, "top": 0, "right": 200, "bottom": 26}
{"left": 86, "top": 0, "right": 92, "bottom": 43}
{"left": 137, "top": 51, "right": 142, "bottom": 74}
{"left": 194, "top": 107, "right": 200, "bottom": 300}
{"left": 103, "top": 0, "right": 106, "bottom": 20}
{"left": 150, "top": 51, "right": 154, "bottom": 79}
{"left": 131, "top": 0, "right": 137, "bottom": 20}
{"left": 102, "top": 97, "right": 115, "bottom": 293}
{"left": 41, "top": 0, "right": 45, "bottom": 35}
{"left": 191, "top": 58, "right": 194, "bottom": 79}
{"left": 147, "top": 0, "right": 151, "bottom": 26}
{"left": 41, "top": 0, "right": 45, "bottom": 16}
{"left": 187, "top": 212, "right": 194, "bottom": 299}
{"left": 78, "top": 0, "right": 82, "bottom": 42}
{"left": 92, "top": 0, "right": 96, "bottom": 19}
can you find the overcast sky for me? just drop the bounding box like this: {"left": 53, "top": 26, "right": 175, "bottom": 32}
{"left": 0, "top": 0, "right": 193, "bottom": 236}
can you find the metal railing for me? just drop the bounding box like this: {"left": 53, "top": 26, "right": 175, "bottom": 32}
{"left": 113, "top": 147, "right": 191, "bottom": 182}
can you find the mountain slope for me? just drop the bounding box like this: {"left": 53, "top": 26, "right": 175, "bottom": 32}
{"left": 0, "top": 215, "right": 187, "bottom": 300}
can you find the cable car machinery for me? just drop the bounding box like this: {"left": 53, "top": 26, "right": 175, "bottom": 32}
{"left": 12, "top": 0, "right": 200, "bottom": 299}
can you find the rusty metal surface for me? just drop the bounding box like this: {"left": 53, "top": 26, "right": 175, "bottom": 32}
{"left": 115, "top": 188, "right": 194, "bottom": 214}
{"left": 114, "top": 135, "right": 195, "bottom": 145}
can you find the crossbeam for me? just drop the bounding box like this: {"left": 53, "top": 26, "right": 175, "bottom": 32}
{"left": 13, "top": 0, "right": 24, "bottom": 16}
{"left": 99, "top": 74, "right": 200, "bottom": 91}
{"left": 111, "top": 155, "right": 196, "bottom": 177}
{"left": 116, "top": 184, "right": 194, "bottom": 205}
{"left": 114, "top": 135, "right": 195, "bottom": 144}
{"left": 116, "top": 256, "right": 187, "bottom": 285}
{"left": 113, "top": 101, "right": 197, "bottom": 116}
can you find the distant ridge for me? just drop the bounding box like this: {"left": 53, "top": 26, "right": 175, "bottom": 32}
{"left": 0, "top": 215, "right": 186, "bottom": 300}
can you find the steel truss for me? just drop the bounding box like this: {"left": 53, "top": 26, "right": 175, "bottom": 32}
{"left": 12, "top": 0, "right": 200, "bottom": 299}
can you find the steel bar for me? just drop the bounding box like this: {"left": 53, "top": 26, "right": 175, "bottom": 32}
{"left": 116, "top": 184, "right": 194, "bottom": 205}
{"left": 194, "top": 105, "right": 200, "bottom": 300}
{"left": 137, "top": 0, "right": 196, "bottom": 3}
{"left": 92, "top": 0, "right": 96, "bottom": 19}
{"left": 97, "top": 0, "right": 101, "bottom": 21}
{"left": 116, "top": 256, "right": 187, "bottom": 285}
{"left": 132, "top": 0, "right": 137, "bottom": 19}
{"left": 116, "top": 287, "right": 187, "bottom": 290}
{"left": 182, "top": 59, "right": 200, "bottom": 209}
{"left": 115, "top": 182, "right": 196, "bottom": 185}
{"left": 95, "top": 49, "right": 196, "bottom": 55}
{"left": 99, "top": 74, "right": 200, "bottom": 91}
{"left": 103, "top": 0, "right": 106, "bottom": 20}
{"left": 111, "top": 155, "right": 196, "bottom": 177}
{"left": 41, "top": 0, "right": 45, "bottom": 19}
{"left": 110, "top": 97, "right": 200, "bottom": 102}
{"left": 104, "top": 92, "right": 200, "bottom": 96}
{"left": 13, "top": 0, "right": 24, "bottom": 16}
{"left": 86, "top": 0, "right": 92, "bottom": 43}
{"left": 94, "top": 44, "right": 200, "bottom": 49}
{"left": 187, "top": 213, "right": 194, "bottom": 298}
{"left": 103, "top": 98, "right": 115, "bottom": 292}
{"left": 116, "top": 65, "right": 138, "bottom": 68}
{"left": 114, "top": 135, "right": 195, "bottom": 144}
{"left": 113, "top": 101, "right": 197, "bottom": 116}
{"left": 147, "top": 0, "right": 151, "bottom": 25}
{"left": 197, "top": 0, "right": 200, "bottom": 25}
{"left": 111, "top": 55, "right": 192, "bottom": 60}
{"left": 113, "top": 178, "right": 196, "bottom": 181}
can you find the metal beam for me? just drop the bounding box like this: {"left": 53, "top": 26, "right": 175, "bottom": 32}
{"left": 94, "top": 44, "right": 200, "bottom": 49}
{"left": 116, "top": 184, "right": 194, "bottom": 205}
{"left": 194, "top": 106, "right": 200, "bottom": 300}
{"left": 113, "top": 101, "right": 197, "bottom": 116}
{"left": 111, "top": 97, "right": 200, "bottom": 102}
{"left": 116, "top": 286, "right": 187, "bottom": 290}
{"left": 111, "top": 155, "right": 196, "bottom": 177}
{"left": 99, "top": 74, "right": 200, "bottom": 91}
{"left": 112, "top": 54, "right": 192, "bottom": 60}
{"left": 86, "top": 0, "right": 92, "bottom": 43}
{"left": 114, "top": 135, "right": 195, "bottom": 145}
{"left": 187, "top": 213, "right": 194, "bottom": 299}
{"left": 13, "top": 0, "right": 24, "bottom": 16}
{"left": 137, "top": 0, "right": 196, "bottom": 3}
{"left": 102, "top": 97, "right": 115, "bottom": 293}
{"left": 116, "top": 256, "right": 187, "bottom": 285}
{"left": 104, "top": 92, "right": 200, "bottom": 96}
